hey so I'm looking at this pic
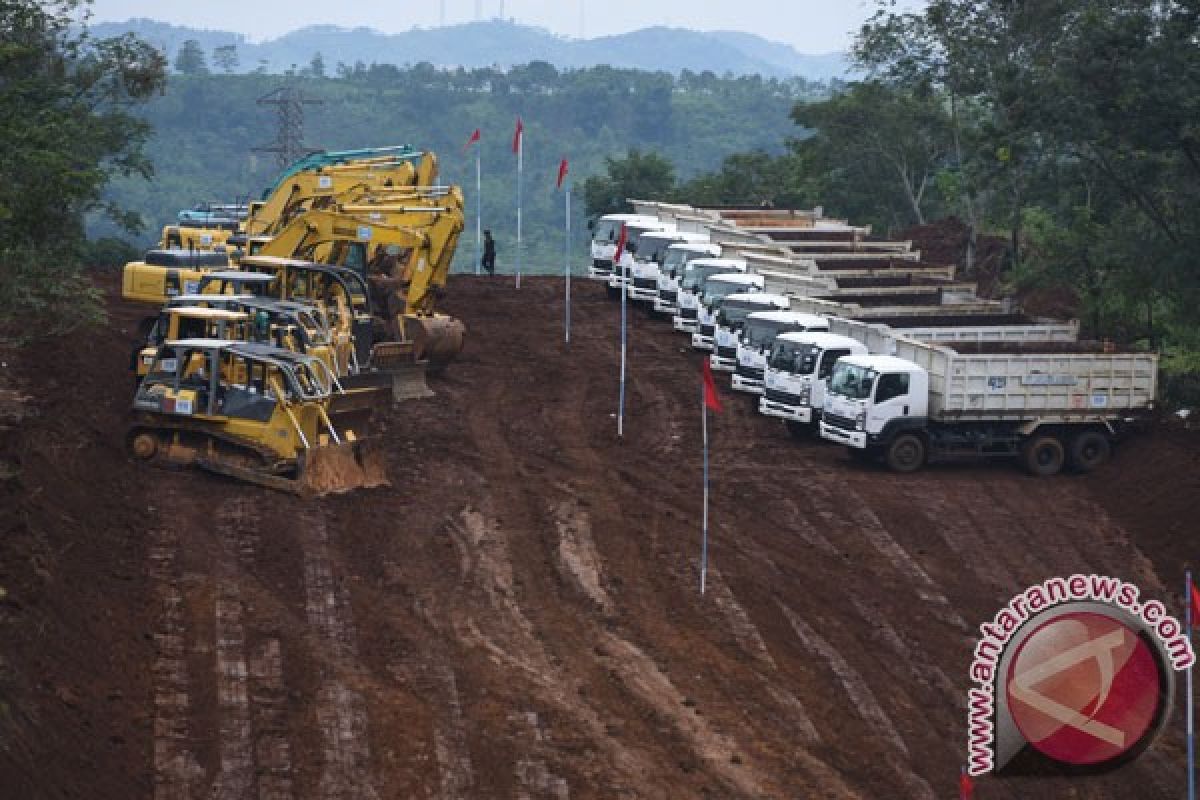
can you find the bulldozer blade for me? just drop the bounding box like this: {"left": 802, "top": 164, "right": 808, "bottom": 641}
{"left": 296, "top": 438, "right": 389, "bottom": 497}
{"left": 403, "top": 315, "right": 465, "bottom": 373}
{"left": 387, "top": 360, "right": 433, "bottom": 401}
{"left": 346, "top": 356, "right": 433, "bottom": 402}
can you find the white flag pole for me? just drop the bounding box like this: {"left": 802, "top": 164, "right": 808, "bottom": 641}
{"left": 516, "top": 128, "right": 523, "bottom": 289}
{"left": 564, "top": 185, "right": 571, "bottom": 344}
{"left": 700, "top": 376, "right": 709, "bottom": 595}
{"left": 1188, "top": 569, "right": 1195, "bottom": 800}
{"left": 618, "top": 246, "right": 627, "bottom": 438}
{"left": 474, "top": 147, "right": 482, "bottom": 276}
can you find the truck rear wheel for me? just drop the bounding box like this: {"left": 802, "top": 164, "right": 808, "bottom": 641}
{"left": 885, "top": 434, "right": 926, "bottom": 473}
{"left": 1068, "top": 430, "right": 1111, "bottom": 473}
{"left": 1022, "top": 435, "right": 1065, "bottom": 476}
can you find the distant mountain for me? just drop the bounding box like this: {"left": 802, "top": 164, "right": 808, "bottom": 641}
{"left": 88, "top": 18, "right": 851, "bottom": 81}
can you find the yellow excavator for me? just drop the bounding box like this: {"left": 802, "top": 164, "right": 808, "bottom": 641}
{"left": 243, "top": 152, "right": 439, "bottom": 237}
{"left": 253, "top": 198, "right": 466, "bottom": 371}
{"left": 129, "top": 339, "right": 387, "bottom": 495}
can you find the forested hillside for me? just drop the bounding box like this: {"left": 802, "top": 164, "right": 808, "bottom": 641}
{"left": 100, "top": 64, "right": 819, "bottom": 271}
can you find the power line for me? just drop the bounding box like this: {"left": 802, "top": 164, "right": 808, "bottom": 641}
{"left": 253, "top": 83, "right": 323, "bottom": 170}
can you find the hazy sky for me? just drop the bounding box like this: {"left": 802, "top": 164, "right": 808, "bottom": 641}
{"left": 83, "top": 0, "right": 924, "bottom": 53}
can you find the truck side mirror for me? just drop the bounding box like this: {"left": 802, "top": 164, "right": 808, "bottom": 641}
{"left": 587, "top": 219, "right": 595, "bottom": 231}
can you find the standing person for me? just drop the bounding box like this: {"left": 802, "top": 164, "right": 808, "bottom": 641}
{"left": 482, "top": 229, "right": 496, "bottom": 276}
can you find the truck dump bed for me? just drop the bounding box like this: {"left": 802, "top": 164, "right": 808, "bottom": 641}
{"left": 829, "top": 316, "right": 1080, "bottom": 354}
{"left": 893, "top": 339, "right": 1158, "bottom": 421}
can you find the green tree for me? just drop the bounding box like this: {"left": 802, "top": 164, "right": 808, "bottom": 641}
{"left": 582, "top": 149, "right": 676, "bottom": 218}
{"left": 308, "top": 52, "right": 326, "bottom": 79}
{"left": 174, "top": 39, "right": 208, "bottom": 75}
{"left": 0, "top": 0, "right": 167, "bottom": 335}
{"left": 212, "top": 44, "right": 239, "bottom": 74}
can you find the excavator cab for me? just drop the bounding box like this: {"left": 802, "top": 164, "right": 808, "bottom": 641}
{"left": 129, "top": 340, "right": 388, "bottom": 495}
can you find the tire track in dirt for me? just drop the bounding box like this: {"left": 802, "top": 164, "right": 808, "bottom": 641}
{"left": 149, "top": 520, "right": 203, "bottom": 800}
{"left": 777, "top": 602, "right": 937, "bottom": 800}
{"left": 209, "top": 498, "right": 256, "bottom": 800}
{"left": 297, "top": 507, "right": 381, "bottom": 800}
{"left": 248, "top": 637, "right": 296, "bottom": 800}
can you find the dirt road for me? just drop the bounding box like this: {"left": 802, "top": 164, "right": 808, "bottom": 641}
{"left": 1, "top": 273, "right": 1196, "bottom": 798}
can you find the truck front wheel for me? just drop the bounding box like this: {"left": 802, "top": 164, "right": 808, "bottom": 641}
{"left": 1022, "top": 435, "right": 1065, "bottom": 476}
{"left": 885, "top": 433, "right": 926, "bottom": 473}
{"left": 1068, "top": 430, "right": 1111, "bottom": 473}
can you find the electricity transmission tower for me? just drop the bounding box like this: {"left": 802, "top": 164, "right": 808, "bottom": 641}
{"left": 253, "top": 84, "right": 323, "bottom": 170}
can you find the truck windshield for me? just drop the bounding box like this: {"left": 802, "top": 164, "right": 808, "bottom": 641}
{"left": 624, "top": 226, "right": 658, "bottom": 254}
{"left": 744, "top": 319, "right": 792, "bottom": 350}
{"left": 768, "top": 341, "right": 818, "bottom": 374}
{"left": 662, "top": 248, "right": 692, "bottom": 276}
{"left": 638, "top": 237, "right": 677, "bottom": 264}
{"left": 828, "top": 362, "right": 877, "bottom": 400}
{"left": 717, "top": 301, "right": 771, "bottom": 330}
{"left": 702, "top": 281, "right": 751, "bottom": 307}
{"left": 682, "top": 265, "right": 724, "bottom": 291}
{"left": 593, "top": 219, "right": 623, "bottom": 243}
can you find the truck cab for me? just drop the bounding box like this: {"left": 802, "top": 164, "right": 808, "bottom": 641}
{"left": 607, "top": 220, "right": 676, "bottom": 295}
{"left": 819, "top": 354, "right": 929, "bottom": 452}
{"left": 731, "top": 312, "right": 830, "bottom": 393}
{"left": 759, "top": 333, "right": 868, "bottom": 434}
{"left": 654, "top": 242, "right": 722, "bottom": 316}
{"left": 709, "top": 295, "right": 795, "bottom": 372}
{"left": 628, "top": 231, "right": 710, "bottom": 303}
{"left": 691, "top": 273, "right": 766, "bottom": 351}
{"left": 672, "top": 258, "right": 748, "bottom": 333}
{"left": 587, "top": 213, "right": 659, "bottom": 280}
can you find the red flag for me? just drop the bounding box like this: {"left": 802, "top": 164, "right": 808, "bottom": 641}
{"left": 1190, "top": 579, "right": 1200, "bottom": 625}
{"left": 959, "top": 769, "right": 974, "bottom": 800}
{"left": 702, "top": 359, "right": 723, "bottom": 413}
{"left": 556, "top": 158, "right": 569, "bottom": 189}
{"left": 512, "top": 117, "right": 524, "bottom": 154}
{"left": 613, "top": 223, "right": 628, "bottom": 264}
{"left": 463, "top": 128, "right": 480, "bottom": 151}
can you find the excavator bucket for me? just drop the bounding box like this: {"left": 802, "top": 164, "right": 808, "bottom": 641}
{"left": 295, "top": 437, "right": 389, "bottom": 496}
{"left": 403, "top": 315, "right": 465, "bottom": 374}
{"left": 368, "top": 341, "right": 434, "bottom": 401}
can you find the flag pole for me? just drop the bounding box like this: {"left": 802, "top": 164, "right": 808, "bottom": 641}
{"left": 564, "top": 185, "right": 571, "bottom": 344}
{"left": 475, "top": 146, "right": 482, "bottom": 277}
{"left": 700, "top": 372, "right": 709, "bottom": 595}
{"left": 618, "top": 248, "right": 627, "bottom": 438}
{"left": 516, "top": 126, "right": 523, "bottom": 289}
{"left": 1188, "top": 569, "right": 1195, "bottom": 800}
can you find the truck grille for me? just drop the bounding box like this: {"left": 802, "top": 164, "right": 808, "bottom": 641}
{"left": 699, "top": 324, "right": 715, "bottom": 336}
{"left": 736, "top": 365, "right": 764, "bottom": 381}
{"left": 659, "top": 290, "right": 677, "bottom": 302}
{"left": 717, "top": 345, "right": 737, "bottom": 359}
{"left": 764, "top": 387, "right": 804, "bottom": 406}
{"left": 633, "top": 277, "right": 656, "bottom": 290}
{"left": 680, "top": 307, "right": 698, "bottom": 320}
{"left": 592, "top": 258, "right": 612, "bottom": 272}
{"left": 824, "top": 412, "right": 857, "bottom": 431}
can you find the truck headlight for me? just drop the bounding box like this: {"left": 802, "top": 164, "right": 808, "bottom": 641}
{"left": 855, "top": 412, "right": 866, "bottom": 431}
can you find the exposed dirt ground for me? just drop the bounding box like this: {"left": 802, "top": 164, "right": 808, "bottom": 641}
{"left": 1, "top": 272, "right": 1198, "bottom": 799}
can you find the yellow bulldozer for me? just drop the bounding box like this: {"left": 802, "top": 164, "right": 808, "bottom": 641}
{"left": 129, "top": 339, "right": 387, "bottom": 495}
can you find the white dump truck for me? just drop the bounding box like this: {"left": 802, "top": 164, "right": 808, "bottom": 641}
{"left": 759, "top": 313, "right": 1083, "bottom": 434}
{"left": 710, "top": 299, "right": 811, "bottom": 371}
{"left": 607, "top": 219, "right": 676, "bottom": 296}
{"left": 730, "top": 311, "right": 833, "bottom": 392}
{"left": 652, "top": 242, "right": 723, "bottom": 316}
{"left": 588, "top": 213, "right": 658, "bottom": 280}
{"left": 759, "top": 332, "right": 869, "bottom": 434}
{"left": 628, "top": 231, "right": 711, "bottom": 303}
{"left": 818, "top": 340, "right": 1158, "bottom": 475}
{"left": 692, "top": 274, "right": 766, "bottom": 350}
{"left": 673, "top": 258, "right": 748, "bottom": 334}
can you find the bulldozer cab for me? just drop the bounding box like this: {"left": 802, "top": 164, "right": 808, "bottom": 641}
{"left": 196, "top": 271, "right": 279, "bottom": 298}
{"left": 134, "top": 308, "right": 251, "bottom": 378}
